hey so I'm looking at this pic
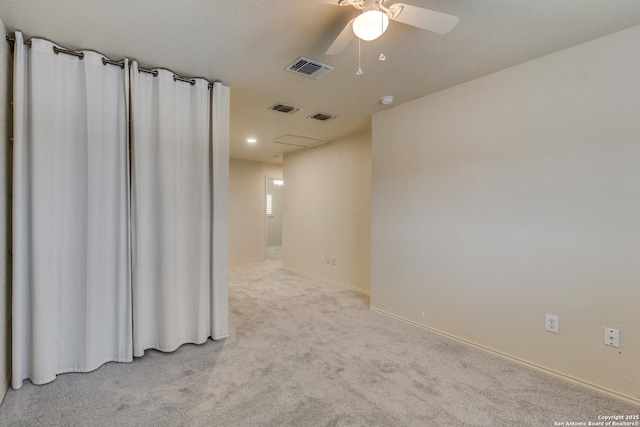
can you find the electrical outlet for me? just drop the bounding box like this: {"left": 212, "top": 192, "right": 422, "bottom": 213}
{"left": 545, "top": 314, "right": 559, "bottom": 333}
{"left": 331, "top": 256, "right": 335, "bottom": 265}
{"left": 604, "top": 327, "right": 620, "bottom": 347}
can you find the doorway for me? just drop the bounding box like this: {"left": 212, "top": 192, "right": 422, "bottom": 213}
{"left": 266, "top": 178, "right": 284, "bottom": 260}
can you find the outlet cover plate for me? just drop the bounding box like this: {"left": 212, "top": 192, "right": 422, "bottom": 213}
{"left": 545, "top": 314, "right": 559, "bottom": 333}
{"left": 604, "top": 327, "right": 620, "bottom": 347}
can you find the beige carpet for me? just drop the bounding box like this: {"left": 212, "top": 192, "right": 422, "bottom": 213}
{"left": 0, "top": 256, "right": 636, "bottom": 426}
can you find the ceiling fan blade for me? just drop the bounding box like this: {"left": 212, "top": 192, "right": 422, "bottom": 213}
{"left": 388, "top": 3, "right": 459, "bottom": 34}
{"left": 325, "top": 19, "right": 355, "bottom": 55}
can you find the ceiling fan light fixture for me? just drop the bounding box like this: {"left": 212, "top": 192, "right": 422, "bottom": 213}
{"left": 352, "top": 9, "right": 389, "bottom": 41}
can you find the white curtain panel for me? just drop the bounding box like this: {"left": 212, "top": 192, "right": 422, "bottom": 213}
{"left": 12, "top": 32, "right": 132, "bottom": 389}
{"left": 211, "top": 82, "right": 230, "bottom": 340}
{"left": 131, "top": 62, "right": 215, "bottom": 356}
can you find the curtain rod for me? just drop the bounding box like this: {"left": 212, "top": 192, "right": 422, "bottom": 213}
{"left": 6, "top": 35, "right": 216, "bottom": 89}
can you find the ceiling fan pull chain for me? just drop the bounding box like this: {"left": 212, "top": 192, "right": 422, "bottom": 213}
{"left": 379, "top": 8, "right": 386, "bottom": 61}
{"left": 356, "top": 38, "right": 363, "bottom": 76}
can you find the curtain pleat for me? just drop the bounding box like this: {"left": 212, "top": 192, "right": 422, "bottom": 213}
{"left": 12, "top": 32, "right": 132, "bottom": 389}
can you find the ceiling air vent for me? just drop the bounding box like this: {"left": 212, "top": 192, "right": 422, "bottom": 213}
{"left": 307, "top": 113, "right": 338, "bottom": 122}
{"left": 269, "top": 103, "right": 302, "bottom": 115}
{"left": 285, "top": 57, "right": 334, "bottom": 79}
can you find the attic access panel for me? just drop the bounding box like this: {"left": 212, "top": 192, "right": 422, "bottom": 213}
{"left": 268, "top": 134, "right": 327, "bottom": 154}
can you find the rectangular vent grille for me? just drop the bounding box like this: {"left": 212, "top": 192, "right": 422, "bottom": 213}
{"left": 269, "top": 103, "right": 302, "bottom": 115}
{"left": 308, "top": 113, "right": 338, "bottom": 122}
{"left": 285, "top": 57, "right": 334, "bottom": 79}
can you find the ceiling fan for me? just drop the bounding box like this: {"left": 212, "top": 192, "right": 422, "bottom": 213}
{"left": 318, "top": 0, "right": 460, "bottom": 55}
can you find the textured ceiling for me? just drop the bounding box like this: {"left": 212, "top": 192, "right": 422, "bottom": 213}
{"left": 1, "top": 0, "right": 640, "bottom": 164}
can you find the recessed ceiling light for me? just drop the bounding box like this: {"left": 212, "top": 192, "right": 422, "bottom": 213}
{"left": 247, "top": 138, "right": 257, "bottom": 144}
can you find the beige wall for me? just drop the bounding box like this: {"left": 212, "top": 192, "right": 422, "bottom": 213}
{"left": 282, "top": 132, "right": 371, "bottom": 293}
{"left": 229, "top": 159, "right": 282, "bottom": 263}
{"left": 371, "top": 25, "right": 640, "bottom": 403}
{"left": 0, "top": 16, "right": 10, "bottom": 403}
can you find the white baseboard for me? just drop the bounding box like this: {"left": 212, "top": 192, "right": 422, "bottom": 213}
{"left": 369, "top": 306, "right": 640, "bottom": 407}
{"left": 281, "top": 267, "right": 370, "bottom": 296}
